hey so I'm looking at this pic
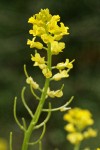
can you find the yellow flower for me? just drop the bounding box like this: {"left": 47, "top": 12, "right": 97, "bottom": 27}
{"left": 56, "top": 59, "right": 75, "bottom": 70}
{"left": 56, "top": 62, "right": 66, "bottom": 70}
{"left": 51, "top": 41, "right": 65, "bottom": 55}
{"left": 97, "top": 148, "right": 100, "bottom": 150}
{"left": 28, "top": 9, "right": 52, "bottom": 26}
{"left": 31, "top": 53, "right": 52, "bottom": 75}
{"left": 27, "top": 37, "right": 43, "bottom": 49}
{"left": 52, "top": 70, "right": 69, "bottom": 81}
{"left": 28, "top": 9, "right": 69, "bottom": 38}
{"left": 47, "top": 15, "right": 60, "bottom": 34}
{"left": 47, "top": 88, "right": 63, "bottom": 98}
{"left": 54, "top": 90, "right": 63, "bottom": 97}
{"left": 29, "top": 25, "right": 45, "bottom": 36}
{"left": 28, "top": 16, "right": 43, "bottom": 26}
{"left": 65, "top": 59, "right": 74, "bottom": 69}
{"left": 60, "top": 22, "right": 69, "bottom": 35}
{"left": 31, "top": 53, "right": 45, "bottom": 65}
{"left": 26, "top": 76, "right": 39, "bottom": 89}
{"left": 67, "top": 132, "right": 83, "bottom": 144}
{"left": 27, "top": 8, "right": 69, "bottom": 49}
{"left": 37, "top": 63, "right": 47, "bottom": 70}
{"left": 42, "top": 68, "right": 52, "bottom": 78}
{"left": 47, "top": 19, "right": 69, "bottom": 39}
{"left": 64, "top": 124, "right": 76, "bottom": 132}
{"left": 41, "top": 34, "right": 54, "bottom": 43}
{"left": 64, "top": 108, "right": 97, "bottom": 147}
{"left": 83, "top": 128, "right": 97, "bottom": 138}
{"left": 63, "top": 108, "right": 94, "bottom": 130}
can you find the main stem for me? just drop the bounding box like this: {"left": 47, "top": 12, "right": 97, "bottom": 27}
{"left": 21, "top": 43, "right": 52, "bottom": 150}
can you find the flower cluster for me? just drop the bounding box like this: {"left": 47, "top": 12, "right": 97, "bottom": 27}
{"left": 26, "top": 8, "right": 74, "bottom": 99}
{"left": 63, "top": 108, "right": 97, "bottom": 145}
{"left": 13, "top": 9, "right": 74, "bottom": 150}
{"left": 27, "top": 9, "right": 69, "bottom": 47}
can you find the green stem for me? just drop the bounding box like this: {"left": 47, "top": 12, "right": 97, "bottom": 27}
{"left": 74, "top": 143, "right": 81, "bottom": 150}
{"left": 39, "top": 141, "right": 42, "bottom": 150}
{"left": 21, "top": 43, "right": 52, "bottom": 150}
{"left": 9, "top": 132, "right": 12, "bottom": 150}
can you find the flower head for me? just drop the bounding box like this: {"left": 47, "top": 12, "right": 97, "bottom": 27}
{"left": 63, "top": 107, "right": 97, "bottom": 145}
{"left": 63, "top": 108, "right": 94, "bottom": 130}
{"left": 27, "top": 8, "right": 69, "bottom": 52}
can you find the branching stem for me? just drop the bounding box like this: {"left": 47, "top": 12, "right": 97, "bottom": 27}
{"left": 21, "top": 43, "right": 52, "bottom": 150}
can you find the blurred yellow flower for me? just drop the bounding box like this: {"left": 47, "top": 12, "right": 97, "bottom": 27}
{"left": 63, "top": 108, "right": 94, "bottom": 130}
{"left": 63, "top": 107, "right": 97, "bottom": 147}
{"left": 67, "top": 132, "right": 83, "bottom": 144}
{"left": 64, "top": 123, "right": 76, "bottom": 132}
{"left": 83, "top": 128, "right": 97, "bottom": 138}
{"left": 0, "top": 138, "right": 7, "bottom": 150}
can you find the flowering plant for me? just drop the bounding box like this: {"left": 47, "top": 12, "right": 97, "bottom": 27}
{"left": 10, "top": 8, "right": 74, "bottom": 150}
{"left": 63, "top": 108, "right": 97, "bottom": 150}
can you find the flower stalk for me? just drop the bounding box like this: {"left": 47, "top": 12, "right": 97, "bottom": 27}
{"left": 12, "top": 8, "right": 74, "bottom": 150}
{"left": 21, "top": 42, "right": 52, "bottom": 150}
{"left": 74, "top": 143, "right": 80, "bottom": 150}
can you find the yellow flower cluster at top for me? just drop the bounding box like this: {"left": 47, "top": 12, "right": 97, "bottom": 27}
{"left": 63, "top": 108, "right": 97, "bottom": 145}
{"left": 26, "top": 9, "right": 74, "bottom": 99}
{"left": 27, "top": 8, "right": 69, "bottom": 48}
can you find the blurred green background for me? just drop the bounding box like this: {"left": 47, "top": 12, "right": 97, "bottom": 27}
{"left": 0, "top": 0, "right": 100, "bottom": 149}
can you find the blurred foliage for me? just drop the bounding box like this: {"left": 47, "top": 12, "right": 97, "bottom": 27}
{"left": 0, "top": 0, "right": 100, "bottom": 150}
